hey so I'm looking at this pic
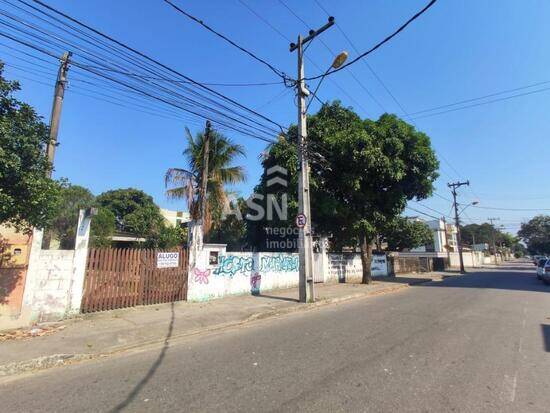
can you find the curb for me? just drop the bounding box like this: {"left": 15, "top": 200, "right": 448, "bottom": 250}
{"left": 0, "top": 278, "right": 434, "bottom": 379}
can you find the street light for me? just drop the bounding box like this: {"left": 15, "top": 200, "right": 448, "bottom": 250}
{"left": 458, "top": 201, "right": 479, "bottom": 216}
{"left": 306, "top": 51, "right": 348, "bottom": 111}
{"left": 331, "top": 51, "right": 349, "bottom": 69}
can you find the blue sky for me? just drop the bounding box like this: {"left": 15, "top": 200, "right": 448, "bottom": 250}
{"left": 3, "top": 0, "right": 550, "bottom": 234}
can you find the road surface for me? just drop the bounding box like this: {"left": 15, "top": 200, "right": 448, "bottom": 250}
{"left": 1, "top": 262, "right": 549, "bottom": 412}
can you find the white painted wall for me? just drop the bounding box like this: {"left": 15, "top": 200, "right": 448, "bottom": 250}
{"left": 21, "top": 210, "right": 91, "bottom": 323}
{"left": 188, "top": 250, "right": 299, "bottom": 301}
{"left": 448, "top": 251, "right": 484, "bottom": 268}
{"left": 324, "top": 253, "right": 388, "bottom": 283}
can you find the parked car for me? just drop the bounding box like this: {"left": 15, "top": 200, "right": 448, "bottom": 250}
{"left": 536, "top": 258, "right": 547, "bottom": 280}
{"left": 533, "top": 255, "right": 546, "bottom": 265}
{"left": 542, "top": 261, "right": 550, "bottom": 285}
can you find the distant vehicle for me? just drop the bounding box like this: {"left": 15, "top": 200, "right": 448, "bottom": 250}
{"left": 536, "top": 258, "right": 547, "bottom": 280}
{"left": 542, "top": 260, "right": 550, "bottom": 285}
{"left": 533, "top": 255, "right": 547, "bottom": 265}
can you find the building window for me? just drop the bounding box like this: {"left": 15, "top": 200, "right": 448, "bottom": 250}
{"left": 209, "top": 251, "right": 219, "bottom": 265}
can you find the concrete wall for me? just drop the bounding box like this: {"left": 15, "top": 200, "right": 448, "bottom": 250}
{"left": 188, "top": 249, "right": 299, "bottom": 301}
{"left": 324, "top": 253, "right": 388, "bottom": 283}
{"left": 448, "top": 251, "right": 484, "bottom": 268}
{"left": 15, "top": 210, "right": 91, "bottom": 326}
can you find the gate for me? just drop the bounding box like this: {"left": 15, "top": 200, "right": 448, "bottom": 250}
{"left": 81, "top": 247, "right": 188, "bottom": 313}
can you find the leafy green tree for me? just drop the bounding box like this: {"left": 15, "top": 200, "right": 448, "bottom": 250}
{"left": 164, "top": 127, "right": 245, "bottom": 236}
{"left": 383, "top": 218, "right": 433, "bottom": 251}
{"left": 461, "top": 223, "right": 520, "bottom": 253}
{"left": 90, "top": 208, "right": 116, "bottom": 248}
{"left": 153, "top": 225, "right": 188, "bottom": 249}
{"left": 317, "top": 110, "right": 438, "bottom": 283}
{"left": 518, "top": 215, "right": 550, "bottom": 255}
{"left": 95, "top": 188, "right": 164, "bottom": 242}
{"left": 0, "top": 63, "right": 61, "bottom": 231}
{"left": 248, "top": 103, "right": 439, "bottom": 283}
{"left": 50, "top": 181, "right": 95, "bottom": 248}
{"left": 512, "top": 242, "right": 527, "bottom": 258}
{"left": 245, "top": 137, "right": 299, "bottom": 252}
{"left": 209, "top": 197, "right": 248, "bottom": 250}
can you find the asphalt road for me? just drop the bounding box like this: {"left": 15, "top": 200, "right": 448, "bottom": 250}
{"left": 1, "top": 262, "right": 550, "bottom": 412}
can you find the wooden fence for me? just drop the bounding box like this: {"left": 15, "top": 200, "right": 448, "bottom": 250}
{"left": 81, "top": 247, "right": 188, "bottom": 313}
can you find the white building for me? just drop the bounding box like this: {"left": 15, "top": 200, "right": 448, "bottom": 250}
{"left": 410, "top": 218, "right": 458, "bottom": 253}
{"left": 160, "top": 209, "right": 191, "bottom": 228}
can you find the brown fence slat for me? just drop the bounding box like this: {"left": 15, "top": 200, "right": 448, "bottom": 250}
{"left": 83, "top": 247, "right": 188, "bottom": 313}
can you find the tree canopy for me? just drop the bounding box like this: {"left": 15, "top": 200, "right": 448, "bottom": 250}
{"left": 0, "top": 63, "right": 60, "bottom": 231}
{"left": 518, "top": 215, "right": 550, "bottom": 255}
{"left": 383, "top": 218, "right": 433, "bottom": 252}
{"left": 95, "top": 188, "right": 164, "bottom": 239}
{"left": 247, "top": 102, "right": 439, "bottom": 282}
{"left": 49, "top": 181, "right": 95, "bottom": 248}
{"left": 165, "top": 127, "right": 245, "bottom": 236}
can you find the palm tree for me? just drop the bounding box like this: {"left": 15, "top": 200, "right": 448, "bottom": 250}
{"left": 165, "top": 127, "right": 246, "bottom": 235}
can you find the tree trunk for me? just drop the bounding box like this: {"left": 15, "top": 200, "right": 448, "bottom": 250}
{"left": 360, "top": 233, "right": 373, "bottom": 284}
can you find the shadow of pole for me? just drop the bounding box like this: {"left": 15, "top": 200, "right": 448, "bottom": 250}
{"left": 109, "top": 301, "right": 176, "bottom": 412}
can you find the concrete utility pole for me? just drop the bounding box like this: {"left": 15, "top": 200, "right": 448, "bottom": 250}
{"left": 290, "top": 17, "right": 334, "bottom": 303}
{"left": 45, "top": 51, "right": 71, "bottom": 177}
{"left": 448, "top": 180, "right": 470, "bottom": 274}
{"left": 200, "top": 120, "right": 211, "bottom": 226}
{"left": 488, "top": 217, "right": 500, "bottom": 261}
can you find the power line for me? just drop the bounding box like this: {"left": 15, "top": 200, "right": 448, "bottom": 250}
{"left": 312, "top": 0, "right": 473, "bottom": 197}
{"left": 237, "top": 0, "right": 369, "bottom": 116}
{"left": 1, "top": 0, "right": 287, "bottom": 143}
{"left": 277, "top": 0, "right": 380, "bottom": 114}
{"left": 312, "top": 0, "right": 390, "bottom": 112}
{"left": 472, "top": 205, "right": 550, "bottom": 212}
{"left": 411, "top": 201, "right": 452, "bottom": 219}
{"left": 405, "top": 205, "right": 441, "bottom": 221}
{"left": 26, "top": 0, "right": 286, "bottom": 132}
{"left": 408, "top": 79, "right": 550, "bottom": 116}
{"left": 163, "top": 0, "right": 290, "bottom": 82}
{"left": 303, "top": 0, "right": 439, "bottom": 81}
{"left": 411, "top": 85, "right": 550, "bottom": 120}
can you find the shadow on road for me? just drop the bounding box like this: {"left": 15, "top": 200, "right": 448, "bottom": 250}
{"left": 414, "top": 263, "right": 550, "bottom": 294}
{"left": 252, "top": 293, "right": 299, "bottom": 303}
{"left": 109, "top": 301, "right": 176, "bottom": 412}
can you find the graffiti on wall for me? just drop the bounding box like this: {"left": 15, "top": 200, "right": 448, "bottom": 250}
{"left": 250, "top": 272, "right": 261, "bottom": 294}
{"left": 193, "top": 268, "right": 211, "bottom": 284}
{"left": 213, "top": 254, "right": 298, "bottom": 278}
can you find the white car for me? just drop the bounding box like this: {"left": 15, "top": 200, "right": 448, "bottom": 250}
{"left": 542, "top": 261, "right": 550, "bottom": 285}
{"left": 536, "top": 258, "right": 547, "bottom": 280}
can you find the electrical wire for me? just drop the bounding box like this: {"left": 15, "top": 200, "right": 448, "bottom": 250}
{"left": 237, "top": 0, "right": 368, "bottom": 116}
{"left": 472, "top": 205, "right": 550, "bottom": 212}
{"left": 26, "top": 0, "right": 286, "bottom": 133}
{"left": 0, "top": 0, "right": 288, "bottom": 144}
{"left": 411, "top": 201, "right": 452, "bottom": 219}
{"left": 303, "top": 0, "right": 439, "bottom": 81}
{"left": 163, "top": 0, "right": 290, "bottom": 81}
{"left": 405, "top": 205, "right": 441, "bottom": 221}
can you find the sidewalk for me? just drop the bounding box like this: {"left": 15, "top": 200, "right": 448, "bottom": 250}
{"left": 0, "top": 272, "right": 448, "bottom": 378}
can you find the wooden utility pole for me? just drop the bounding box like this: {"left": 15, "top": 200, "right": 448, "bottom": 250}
{"left": 200, "top": 120, "right": 211, "bottom": 226}
{"left": 46, "top": 51, "right": 71, "bottom": 177}
{"left": 290, "top": 17, "right": 334, "bottom": 303}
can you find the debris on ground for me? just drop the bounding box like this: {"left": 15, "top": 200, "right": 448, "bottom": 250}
{"left": 0, "top": 324, "right": 66, "bottom": 342}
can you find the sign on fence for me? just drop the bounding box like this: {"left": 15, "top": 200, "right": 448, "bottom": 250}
{"left": 157, "top": 252, "right": 180, "bottom": 268}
